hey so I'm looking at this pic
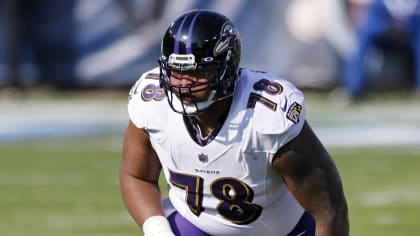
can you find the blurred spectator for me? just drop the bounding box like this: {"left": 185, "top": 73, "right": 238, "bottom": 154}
{"left": 322, "top": 0, "right": 357, "bottom": 62}
{"left": 345, "top": 0, "right": 372, "bottom": 28}
{"left": 343, "top": 0, "right": 420, "bottom": 101}
{"left": 115, "top": 0, "right": 166, "bottom": 30}
{"left": 4, "top": 0, "right": 77, "bottom": 89}
{"left": 283, "top": 0, "right": 355, "bottom": 90}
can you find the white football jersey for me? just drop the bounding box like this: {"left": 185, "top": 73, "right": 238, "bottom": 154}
{"left": 128, "top": 67, "right": 306, "bottom": 236}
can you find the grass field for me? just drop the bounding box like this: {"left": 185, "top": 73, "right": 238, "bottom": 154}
{"left": 1, "top": 135, "right": 419, "bottom": 236}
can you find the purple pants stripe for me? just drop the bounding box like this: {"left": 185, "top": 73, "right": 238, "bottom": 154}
{"left": 167, "top": 211, "right": 315, "bottom": 236}
{"left": 168, "top": 212, "right": 209, "bottom": 236}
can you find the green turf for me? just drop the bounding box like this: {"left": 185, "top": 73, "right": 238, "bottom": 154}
{"left": 330, "top": 147, "right": 420, "bottom": 236}
{"left": 1, "top": 136, "right": 419, "bottom": 235}
{"left": 0, "top": 136, "right": 142, "bottom": 236}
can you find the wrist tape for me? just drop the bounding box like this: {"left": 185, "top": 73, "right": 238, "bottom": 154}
{"left": 142, "top": 215, "right": 174, "bottom": 236}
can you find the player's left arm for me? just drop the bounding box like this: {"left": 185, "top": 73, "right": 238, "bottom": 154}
{"left": 272, "top": 120, "right": 349, "bottom": 236}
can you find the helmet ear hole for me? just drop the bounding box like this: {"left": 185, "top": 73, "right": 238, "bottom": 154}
{"left": 159, "top": 9, "right": 241, "bottom": 115}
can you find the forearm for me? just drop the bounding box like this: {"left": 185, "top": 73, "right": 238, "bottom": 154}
{"left": 310, "top": 192, "right": 348, "bottom": 236}
{"left": 120, "top": 170, "right": 165, "bottom": 226}
{"left": 312, "top": 171, "right": 349, "bottom": 236}
{"left": 285, "top": 163, "right": 349, "bottom": 235}
{"left": 286, "top": 174, "right": 349, "bottom": 236}
{"left": 315, "top": 211, "right": 349, "bottom": 236}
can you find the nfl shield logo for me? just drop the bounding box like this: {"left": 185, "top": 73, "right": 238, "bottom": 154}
{"left": 198, "top": 153, "right": 208, "bottom": 163}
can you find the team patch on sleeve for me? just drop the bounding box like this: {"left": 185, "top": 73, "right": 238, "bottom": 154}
{"left": 286, "top": 102, "right": 302, "bottom": 124}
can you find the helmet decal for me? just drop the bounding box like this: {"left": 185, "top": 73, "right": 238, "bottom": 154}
{"left": 214, "top": 23, "right": 236, "bottom": 56}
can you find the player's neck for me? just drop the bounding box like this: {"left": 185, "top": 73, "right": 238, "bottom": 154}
{"left": 193, "top": 97, "right": 232, "bottom": 137}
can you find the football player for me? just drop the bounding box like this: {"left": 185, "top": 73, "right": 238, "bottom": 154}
{"left": 120, "top": 9, "right": 349, "bottom": 236}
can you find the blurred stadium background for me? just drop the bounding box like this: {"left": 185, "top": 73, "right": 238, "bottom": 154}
{"left": 1, "top": 0, "right": 420, "bottom": 235}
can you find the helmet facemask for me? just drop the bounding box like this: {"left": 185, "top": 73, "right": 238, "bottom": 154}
{"left": 159, "top": 51, "right": 236, "bottom": 116}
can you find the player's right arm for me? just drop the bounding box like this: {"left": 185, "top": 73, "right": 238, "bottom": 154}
{"left": 119, "top": 120, "right": 173, "bottom": 235}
